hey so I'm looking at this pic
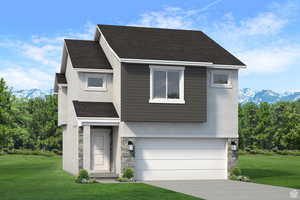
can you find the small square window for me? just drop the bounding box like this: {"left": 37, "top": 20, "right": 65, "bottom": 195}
{"left": 211, "top": 71, "right": 232, "bottom": 88}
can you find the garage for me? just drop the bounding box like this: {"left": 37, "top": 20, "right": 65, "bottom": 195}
{"left": 135, "top": 138, "right": 228, "bottom": 181}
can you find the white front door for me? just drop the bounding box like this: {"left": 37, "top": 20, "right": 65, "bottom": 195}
{"left": 91, "top": 128, "right": 110, "bottom": 172}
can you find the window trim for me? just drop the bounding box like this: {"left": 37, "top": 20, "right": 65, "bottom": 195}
{"left": 149, "top": 65, "right": 185, "bottom": 104}
{"left": 210, "top": 70, "right": 232, "bottom": 88}
{"left": 85, "top": 73, "right": 107, "bottom": 91}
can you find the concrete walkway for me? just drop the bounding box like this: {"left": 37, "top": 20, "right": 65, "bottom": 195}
{"left": 145, "top": 180, "right": 299, "bottom": 200}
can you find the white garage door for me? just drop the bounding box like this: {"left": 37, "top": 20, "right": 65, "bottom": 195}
{"left": 135, "top": 138, "right": 227, "bottom": 181}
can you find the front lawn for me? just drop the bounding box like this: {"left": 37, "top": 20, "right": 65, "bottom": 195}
{"left": 0, "top": 155, "right": 202, "bottom": 200}
{"left": 239, "top": 154, "right": 300, "bottom": 189}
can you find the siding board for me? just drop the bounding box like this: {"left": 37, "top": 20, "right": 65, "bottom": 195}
{"left": 121, "top": 63, "right": 207, "bottom": 122}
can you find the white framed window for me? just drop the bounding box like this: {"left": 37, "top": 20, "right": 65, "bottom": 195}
{"left": 85, "top": 74, "right": 107, "bottom": 91}
{"left": 210, "top": 70, "right": 232, "bottom": 88}
{"left": 149, "top": 65, "right": 185, "bottom": 104}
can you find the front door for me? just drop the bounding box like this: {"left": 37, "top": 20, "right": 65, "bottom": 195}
{"left": 91, "top": 128, "right": 110, "bottom": 172}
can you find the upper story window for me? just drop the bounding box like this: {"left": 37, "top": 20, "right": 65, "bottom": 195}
{"left": 85, "top": 74, "right": 107, "bottom": 91}
{"left": 149, "top": 65, "right": 185, "bottom": 104}
{"left": 210, "top": 70, "right": 232, "bottom": 88}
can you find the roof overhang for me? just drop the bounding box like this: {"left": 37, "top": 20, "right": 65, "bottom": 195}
{"left": 77, "top": 117, "right": 120, "bottom": 126}
{"left": 120, "top": 58, "right": 246, "bottom": 69}
{"left": 74, "top": 68, "right": 113, "bottom": 73}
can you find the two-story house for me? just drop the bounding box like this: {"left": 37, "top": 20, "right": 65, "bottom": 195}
{"left": 54, "top": 24, "right": 246, "bottom": 181}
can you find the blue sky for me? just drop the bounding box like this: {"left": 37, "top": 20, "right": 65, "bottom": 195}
{"left": 0, "top": 0, "right": 299, "bottom": 92}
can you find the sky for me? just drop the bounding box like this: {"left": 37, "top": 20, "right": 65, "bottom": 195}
{"left": 0, "top": 0, "right": 299, "bottom": 92}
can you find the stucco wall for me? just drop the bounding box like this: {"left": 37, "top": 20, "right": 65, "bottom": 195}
{"left": 120, "top": 69, "right": 239, "bottom": 138}
{"left": 99, "top": 34, "right": 121, "bottom": 116}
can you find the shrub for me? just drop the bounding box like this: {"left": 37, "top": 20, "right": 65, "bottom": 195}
{"left": 123, "top": 168, "right": 134, "bottom": 179}
{"left": 5, "top": 149, "right": 56, "bottom": 157}
{"left": 230, "top": 167, "right": 242, "bottom": 176}
{"left": 75, "top": 169, "right": 90, "bottom": 183}
{"left": 52, "top": 149, "right": 62, "bottom": 155}
{"left": 230, "top": 175, "right": 250, "bottom": 182}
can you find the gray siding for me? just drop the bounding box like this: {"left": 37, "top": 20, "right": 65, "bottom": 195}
{"left": 121, "top": 63, "right": 207, "bottom": 122}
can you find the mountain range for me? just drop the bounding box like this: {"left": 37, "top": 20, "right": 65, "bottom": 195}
{"left": 12, "top": 88, "right": 300, "bottom": 104}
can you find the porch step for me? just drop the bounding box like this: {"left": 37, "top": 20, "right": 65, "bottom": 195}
{"left": 90, "top": 172, "right": 119, "bottom": 178}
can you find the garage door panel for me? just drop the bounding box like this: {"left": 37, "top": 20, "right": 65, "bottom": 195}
{"left": 135, "top": 169, "right": 227, "bottom": 181}
{"left": 136, "top": 159, "right": 226, "bottom": 170}
{"left": 136, "top": 138, "right": 226, "bottom": 149}
{"left": 136, "top": 149, "right": 226, "bottom": 160}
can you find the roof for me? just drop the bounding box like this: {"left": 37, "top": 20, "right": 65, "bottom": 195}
{"left": 97, "top": 24, "right": 245, "bottom": 66}
{"left": 55, "top": 73, "right": 67, "bottom": 84}
{"left": 73, "top": 101, "right": 119, "bottom": 118}
{"left": 53, "top": 73, "right": 67, "bottom": 93}
{"left": 64, "top": 39, "right": 112, "bottom": 69}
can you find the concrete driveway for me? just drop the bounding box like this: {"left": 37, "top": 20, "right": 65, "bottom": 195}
{"left": 145, "top": 180, "right": 299, "bottom": 200}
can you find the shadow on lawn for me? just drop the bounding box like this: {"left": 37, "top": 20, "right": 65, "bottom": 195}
{"left": 242, "top": 168, "right": 294, "bottom": 179}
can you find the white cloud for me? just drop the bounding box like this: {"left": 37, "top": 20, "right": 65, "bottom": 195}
{"left": 131, "top": 1, "right": 299, "bottom": 75}
{"left": 0, "top": 65, "right": 53, "bottom": 90}
{"left": 0, "top": 22, "right": 95, "bottom": 90}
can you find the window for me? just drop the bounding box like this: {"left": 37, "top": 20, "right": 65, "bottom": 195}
{"left": 85, "top": 74, "right": 106, "bottom": 91}
{"left": 210, "top": 71, "right": 232, "bottom": 88}
{"left": 150, "top": 66, "right": 185, "bottom": 104}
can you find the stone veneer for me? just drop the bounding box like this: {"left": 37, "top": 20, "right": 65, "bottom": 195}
{"left": 227, "top": 138, "right": 238, "bottom": 175}
{"left": 78, "top": 127, "right": 83, "bottom": 170}
{"left": 121, "top": 137, "right": 136, "bottom": 175}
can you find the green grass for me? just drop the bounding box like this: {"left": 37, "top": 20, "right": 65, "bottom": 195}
{"left": 239, "top": 154, "right": 300, "bottom": 189}
{"left": 0, "top": 155, "right": 202, "bottom": 200}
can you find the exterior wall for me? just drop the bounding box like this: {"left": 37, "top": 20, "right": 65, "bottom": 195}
{"left": 112, "top": 126, "right": 121, "bottom": 175}
{"left": 227, "top": 138, "right": 239, "bottom": 173}
{"left": 58, "top": 86, "right": 67, "bottom": 126}
{"left": 121, "top": 63, "right": 207, "bottom": 122}
{"left": 120, "top": 137, "right": 135, "bottom": 174}
{"left": 120, "top": 69, "right": 239, "bottom": 138}
{"left": 99, "top": 34, "right": 121, "bottom": 116}
{"left": 77, "top": 72, "right": 113, "bottom": 102}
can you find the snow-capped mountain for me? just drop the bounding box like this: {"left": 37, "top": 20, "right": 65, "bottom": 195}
{"left": 12, "top": 88, "right": 300, "bottom": 104}
{"left": 13, "top": 89, "right": 53, "bottom": 99}
{"left": 239, "top": 88, "right": 300, "bottom": 104}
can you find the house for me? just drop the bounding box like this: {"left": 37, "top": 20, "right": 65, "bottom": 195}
{"left": 54, "top": 24, "right": 246, "bottom": 181}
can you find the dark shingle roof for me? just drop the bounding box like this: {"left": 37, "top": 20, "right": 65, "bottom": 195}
{"left": 73, "top": 101, "right": 119, "bottom": 118}
{"left": 98, "top": 24, "right": 245, "bottom": 66}
{"left": 65, "top": 39, "right": 112, "bottom": 69}
{"left": 55, "top": 73, "right": 67, "bottom": 84}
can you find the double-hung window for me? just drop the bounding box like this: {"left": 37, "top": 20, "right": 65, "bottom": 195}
{"left": 149, "top": 66, "right": 185, "bottom": 104}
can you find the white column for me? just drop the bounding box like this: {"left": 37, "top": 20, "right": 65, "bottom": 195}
{"left": 83, "top": 125, "right": 91, "bottom": 172}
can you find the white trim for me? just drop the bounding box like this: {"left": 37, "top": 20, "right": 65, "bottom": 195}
{"left": 96, "top": 26, "right": 121, "bottom": 62}
{"left": 210, "top": 70, "right": 232, "bottom": 88}
{"left": 74, "top": 68, "right": 113, "bottom": 73}
{"left": 77, "top": 117, "right": 120, "bottom": 126}
{"left": 149, "top": 65, "right": 185, "bottom": 104}
{"left": 121, "top": 58, "right": 246, "bottom": 69}
{"left": 85, "top": 74, "right": 107, "bottom": 91}
{"left": 96, "top": 26, "right": 246, "bottom": 70}
{"left": 58, "top": 83, "right": 67, "bottom": 87}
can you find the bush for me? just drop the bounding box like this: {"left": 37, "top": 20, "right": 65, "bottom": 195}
{"left": 52, "top": 149, "right": 62, "bottom": 155}
{"left": 230, "top": 167, "right": 242, "bottom": 176}
{"left": 5, "top": 149, "right": 56, "bottom": 157}
{"left": 75, "top": 169, "right": 90, "bottom": 183}
{"left": 122, "top": 168, "right": 134, "bottom": 179}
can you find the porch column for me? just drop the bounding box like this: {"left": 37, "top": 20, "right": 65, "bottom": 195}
{"left": 83, "top": 125, "right": 91, "bottom": 172}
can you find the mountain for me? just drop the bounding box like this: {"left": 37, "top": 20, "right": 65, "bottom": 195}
{"left": 239, "top": 88, "right": 300, "bottom": 104}
{"left": 13, "top": 89, "right": 53, "bottom": 99}
{"left": 12, "top": 88, "right": 300, "bottom": 104}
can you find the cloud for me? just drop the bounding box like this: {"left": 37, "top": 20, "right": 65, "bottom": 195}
{"left": 0, "top": 63, "right": 53, "bottom": 90}
{"left": 0, "top": 22, "right": 95, "bottom": 90}
{"left": 131, "top": 1, "right": 300, "bottom": 74}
